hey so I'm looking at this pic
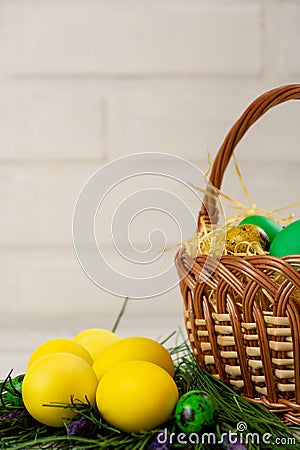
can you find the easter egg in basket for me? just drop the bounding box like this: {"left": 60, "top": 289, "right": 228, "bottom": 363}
{"left": 225, "top": 224, "right": 269, "bottom": 254}
{"left": 239, "top": 215, "right": 282, "bottom": 244}
{"left": 270, "top": 219, "right": 300, "bottom": 257}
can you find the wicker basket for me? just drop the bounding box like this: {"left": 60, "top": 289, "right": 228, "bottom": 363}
{"left": 175, "top": 84, "right": 300, "bottom": 425}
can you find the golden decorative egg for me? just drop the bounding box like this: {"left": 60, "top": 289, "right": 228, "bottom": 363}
{"left": 225, "top": 224, "right": 269, "bottom": 254}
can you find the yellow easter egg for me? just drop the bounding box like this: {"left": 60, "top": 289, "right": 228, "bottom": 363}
{"left": 22, "top": 352, "right": 98, "bottom": 427}
{"left": 27, "top": 338, "right": 93, "bottom": 368}
{"left": 92, "top": 336, "right": 174, "bottom": 380}
{"left": 96, "top": 360, "right": 178, "bottom": 433}
{"left": 73, "top": 328, "right": 120, "bottom": 361}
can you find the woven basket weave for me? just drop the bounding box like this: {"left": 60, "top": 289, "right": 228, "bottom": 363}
{"left": 175, "top": 84, "right": 300, "bottom": 425}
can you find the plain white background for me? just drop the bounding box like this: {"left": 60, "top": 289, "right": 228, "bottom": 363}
{"left": 1, "top": 0, "right": 300, "bottom": 376}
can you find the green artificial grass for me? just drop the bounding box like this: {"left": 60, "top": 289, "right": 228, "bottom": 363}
{"left": 1, "top": 337, "right": 299, "bottom": 450}
{"left": 0, "top": 299, "right": 299, "bottom": 449}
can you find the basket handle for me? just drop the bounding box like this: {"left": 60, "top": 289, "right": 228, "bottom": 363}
{"left": 198, "top": 84, "right": 300, "bottom": 231}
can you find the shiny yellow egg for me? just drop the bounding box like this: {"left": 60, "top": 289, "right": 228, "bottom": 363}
{"left": 96, "top": 360, "right": 179, "bottom": 433}
{"left": 73, "top": 328, "right": 120, "bottom": 362}
{"left": 225, "top": 224, "right": 269, "bottom": 254}
{"left": 22, "top": 352, "right": 98, "bottom": 427}
{"left": 92, "top": 336, "right": 174, "bottom": 380}
{"left": 27, "top": 338, "right": 93, "bottom": 368}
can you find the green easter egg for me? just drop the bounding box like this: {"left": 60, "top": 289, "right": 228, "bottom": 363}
{"left": 175, "top": 390, "right": 217, "bottom": 433}
{"left": 6, "top": 374, "right": 24, "bottom": 406}
{"left": 270, "top": 219, "right": 300, "bottom": 257}
{"left": 239, "top": 215, "right": 282, "bottom": 244}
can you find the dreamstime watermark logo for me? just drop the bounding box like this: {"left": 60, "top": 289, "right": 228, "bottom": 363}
{"left": 72, "top": 153, "right": 225, "bottom": 299}
{"left": 156, "top": 422, "right": 297, "bottom": 447}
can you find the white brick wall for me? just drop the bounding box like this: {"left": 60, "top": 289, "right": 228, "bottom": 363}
{"left": 3, "top": 2, "right": 262, "bottom": 75}
{"left": 0, "top": 80, "right": 103, "bottom": 160}
{"left": 276, "top": 5, "right": 300, "bottom": 75}
{"left": 0, "top": 82, "right": 105, "bottom": 160}
{"left": 0, "top": 163, "right": 97, "bottom": 244}
{"left": 0, "top": 0, "right": 300, "bottom": 375}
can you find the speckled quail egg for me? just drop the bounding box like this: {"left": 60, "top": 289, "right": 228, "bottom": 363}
{"left": 225, "top": 224, "right": 269, "bottom": 254}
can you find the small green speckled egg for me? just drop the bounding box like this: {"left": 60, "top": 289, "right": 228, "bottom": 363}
{"left": 175, "top": 390, "right": 217, "bottom": 433}
{"left": 6, "top": 374, "right": 24, "bottom": 407}
{"left": 225, "top": 224, "right": 269, "bottom": 254}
